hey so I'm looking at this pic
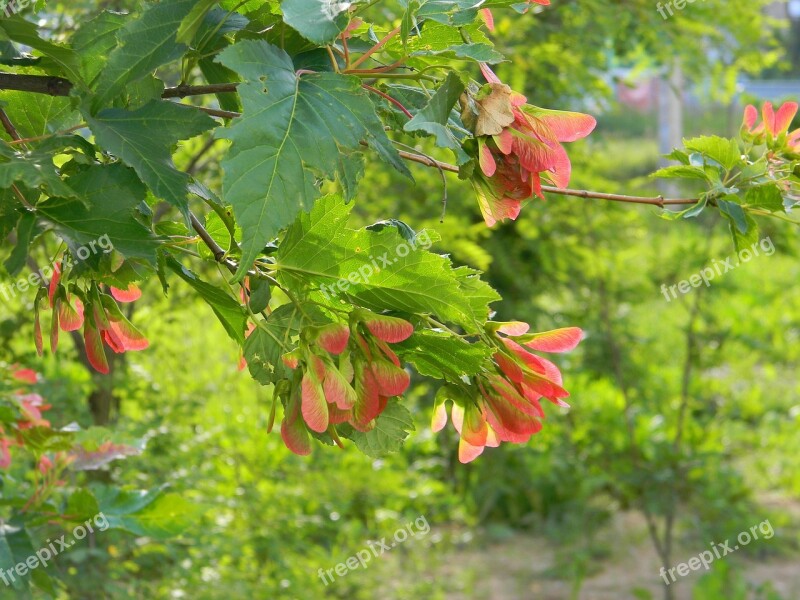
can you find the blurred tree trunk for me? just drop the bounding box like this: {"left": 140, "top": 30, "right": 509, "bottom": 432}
{"left": 658, "top": 64, "right": 684, "bottom": 202}
{"left": 69, "top": 330, "right": 122, "bottom": 425}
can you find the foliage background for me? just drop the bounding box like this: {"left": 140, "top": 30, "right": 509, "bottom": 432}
{"left": 1, "top": 1, "right": 799, "bottom": 599}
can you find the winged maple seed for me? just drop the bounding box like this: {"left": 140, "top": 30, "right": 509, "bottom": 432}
{"left": 38, "top": 260, "right": 149, "bottom": 374}
{"left": 464, "top": 82, "right": 516, "bottom": 137}
{"left": 742, "top": 101, "right": 800, "bottom": 153}
{"left": 278, "top": 311, "right": 414, "bottom": 456}
{"left": 69, "top": 441, "right": 141, "bottom": 471}
{"left": 1, "top": 368, "right": 53, "bottom": 469}
{"left": 2, "top": 365, "right": 132, "bottom": 481}
{"left": 462, "top": 63, "right": 596, "bottom": 226}
{"left": 433, "top": 322, "right": 583, "bottom": 463}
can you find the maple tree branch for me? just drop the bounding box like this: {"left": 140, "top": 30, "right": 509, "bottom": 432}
{"left": 0, "top": 72, "right": 74, "bottom": 96}
{"left": 0, "top": 72, "right": 240, "bottom": 99}
{"left": 393, "top": 148, "right": 699, "bottom": 207}
{"left": 1, "top": 72, "right": 700, "bottom": 208}
{"left": 185, "top": 210, "right": 248, "bottom": 277}
{"left": 541, "top": 186, "right": 697, "bottom": 207}
{"left": 188, "top": 212, "right": 227, "bottom": 264}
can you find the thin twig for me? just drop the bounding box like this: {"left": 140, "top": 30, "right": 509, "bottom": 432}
{"left": 393, "top": 141, "right": 449, "bottom": 221}
{"left": 0, "top": 108, "right": 35, "bottom": 209}
{"left": 162, "top": 82, "right": 240, "bottom": 98}
{"left": 0, "top": 108, "right": 21, "bottom": 140}
{"left": 541, "top": 186, "right": 697, "bottom": 207}
{"left": 393, "top": 148, "right": 699, "bottom": 206}
{"left": 185, "top": 137, "right": 220, "bottom": 175}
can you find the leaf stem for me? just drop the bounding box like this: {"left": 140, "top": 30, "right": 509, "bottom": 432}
{"left": 189, "top": 105, "right": 241, "bottom": 119}
{"left": 350, "top": 71, "right": 439, "bottom": 82}
{"left": 349, "top": 25, "right": 401, "bottom": 70}
{"left": 342, "top": 33, "right": 351, "bottom": 68}
{"left": 353, "top": 0, "right": 382, "bottom": 15}
{"left": 362, "top": 84, "right": 413, "bottom": 118}
{"left": 747, "top": 207, "right": 800, "bottom": 225}
{"left": 261, "top": 273, "right": 312, "bottom": 320}
{"left": 326, "top": 45, "right": 341, "bottom": 73}
{"left": 425, "top": 316, "right": 470, "bottom": 339}
{"left": 344, "top": 58, "right": 409, "bottom": 75}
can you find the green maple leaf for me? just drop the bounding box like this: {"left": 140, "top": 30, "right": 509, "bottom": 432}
{"left": 414, "top": 0, "right": 483, "bottom": 25}
{"left": 71, "top": 10, "right": 128, "bottom": 85}
{"left": 394, "top": 329, "right": 491, "bottom": 380}
{"left": 744, "top": 184, "right": 785, "bottom": 213}
{"left": 176, "top": 0, "right": 220, "bottom": 45}
{"left": 684, "top": 135, "right": 743, "bottom": 172}
{"left": 453, "top": 265, "right": 501, "bottom": 325}
{"left": 339, "top": 400, "right": 415, "bottom": 457}
{"left": 93, "top": 486, "right": 199, "bottom": 540}
{"left": 90, "top": 0, "right": 197, "bottom": 111}
{"left": 214, "top": 40, "right": 410, "bottom": 280}
{"left": 0, "top": 16, "right": 83, "bottom": 85}
{"left": 166, "top": 257, "right": 249, "bottom": 344}
{"left": 3, "top": 212, "right": 37, "bottom": 277}
{"left": 85, "top": 100, "right": 216, "bottom": 214}
{"left": 276, "top": 195, "right": 496, "bottom": 333}
{"left": 404, "top": 71, "right": 469, "bottom": 162}
{"left": 0, "top": 150, "right": 76, "bottom": 200}
{"left": 0, "top": 92, "right": 79, "bottom": 140}
{"left": 244, "top": 304, "right": 310, "bottom": 386}
{"left": 37, "top": 164, "right": 160, "bottom": 264}
{"left": 281, "top": 0, "right": 351, "bottom": 45}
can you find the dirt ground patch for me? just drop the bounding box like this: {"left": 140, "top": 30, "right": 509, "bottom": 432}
{"left": 441, "top": 510, "right": 799, "bottom": 600}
